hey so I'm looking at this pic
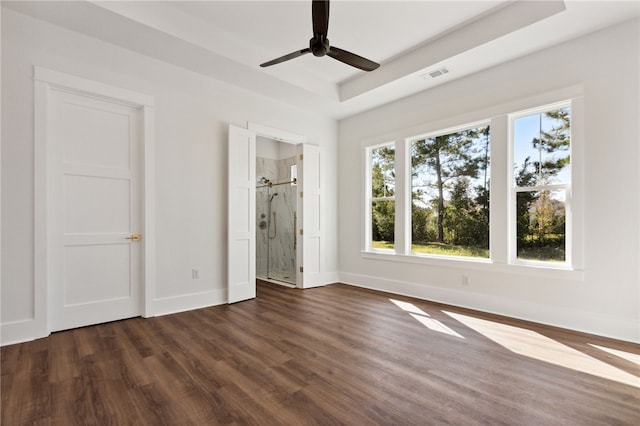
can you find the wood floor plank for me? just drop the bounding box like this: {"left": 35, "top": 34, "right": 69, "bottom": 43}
{"left": 2, "top": 281, "right": 639, "bottom": 425}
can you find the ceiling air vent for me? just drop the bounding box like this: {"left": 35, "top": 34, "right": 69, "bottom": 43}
{"left": 422, "top": 67, "right": 450, "bottom": 79}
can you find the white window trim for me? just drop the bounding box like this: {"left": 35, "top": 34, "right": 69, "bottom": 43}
{"left": 360, "top": 250, "right": 584, "bottom": 281}
{"left": 361, "top": 90, "right": 584, "bottom": 279}
{"left": 406, "top": 120, "right": 492, "bottom": 259}
{"left": 405, "top": 119, "right": 492, "bottom": 145}
{"left": 365, "top": 142, "right": 396, "bottom": 253}
{"left": 507, "top": 99, "right": 580, "bottom": 270}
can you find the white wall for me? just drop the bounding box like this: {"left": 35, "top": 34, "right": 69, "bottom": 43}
{"left": 1, "top": 9, "right": 338, "bottom": 344}
{"left": 338, "top": 19, "right": 640, "bottom": 343}
{"left": 256, "top": 136, "right": 279, "bottom": 160}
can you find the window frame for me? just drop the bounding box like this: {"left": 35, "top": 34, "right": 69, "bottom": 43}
{"left": 406, "top": 120, "right": 492, "bottom": 260}
{"left": 365, "top": 141, "right": 396, "bottom": 253}
{"left": 361, "top": 89, "right": 584, "bottom": 277}
{"left": 508, "top": 100, "right": 573, "bottom": 269}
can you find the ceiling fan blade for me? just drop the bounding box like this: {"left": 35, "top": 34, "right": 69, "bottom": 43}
{"left": 260, "top": 48, "right": 311, "bottom": 68}
{"left": 327, "top": 46, "right": 380, "bottom": 72}
{"left": 312, "top": 0, "right": 330, "bottom": 37}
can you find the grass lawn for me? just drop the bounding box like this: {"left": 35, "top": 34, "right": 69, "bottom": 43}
{"left": 372, "top": 241, "right": 489, "bottom": 258}
{"left": 372, "top": 241, "right": 564, "bottom": 262}
{"left": 517, "top": 247, "right": 565, "bottom": 262}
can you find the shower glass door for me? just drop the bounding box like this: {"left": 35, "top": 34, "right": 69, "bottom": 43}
{"left": 256, "top": 163, "right": 297, "bottom": 285}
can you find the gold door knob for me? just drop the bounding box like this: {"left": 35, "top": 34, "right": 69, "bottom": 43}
{"left": 126, "top": 234, "right": 141, "bottom": 241}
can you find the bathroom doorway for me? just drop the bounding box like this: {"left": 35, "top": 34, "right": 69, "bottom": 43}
{"left": 256, "top": 137, "right": 297, "bottom": 287}
{"left": 228, "top": 123, "right": 322, "bottom": 303}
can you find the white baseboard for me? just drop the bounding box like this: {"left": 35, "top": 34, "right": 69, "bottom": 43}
{"left": 323, "top": 271, "right": 340, "bottom": 284}
{"left": 1, "top": 289, "right": 227, "bottom": 346}
{"left": 1, "top": 318, "right": 49, "bottom": 346}
{"left": 148, "top": 288, "right": 226, "bottom": 317}
{"left": 301, "top": 271, "right": 339, "bottom": 289}
{"left": 339, "top": 272, "right": 639, "bottom": 344}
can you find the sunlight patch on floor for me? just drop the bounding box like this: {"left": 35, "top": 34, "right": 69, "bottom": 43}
{"left": 589, "top": 344, "right": 640, "bottom": 367}
{"left": 443, "top": 311, "right": 640, "bottom": 388}
{"left": 389, "top": 299, "right": 464, "bottom": 338}
{"left": 409, "top": 313, "right": 465, "bottom": 338}
{"left": 389, "top": 299, "right": 429, "bottom": 316}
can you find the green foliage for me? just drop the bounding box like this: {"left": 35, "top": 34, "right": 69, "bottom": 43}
{"left": 372, "top": 200, "right": 395, "bottom": 243}
{"left": 371, "top": 146, "right": 396, "bottom": 243}
{"left": 444, "top": 178, "right": 489, "bottom": 247}
{"left": 531, "top": 108, "right": 571, "bottom": 182}
{"left": 371, "top": 146, "right": 395, "bottom": 199}
{"left": 411, "top": 203, "right": 437, "bottom": 243}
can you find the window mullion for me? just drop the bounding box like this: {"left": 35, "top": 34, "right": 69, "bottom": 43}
{"left": 491, "top": 115, "right": 509, "bottom": 264}
{"left": 364, "top": 146, "right": 373, "bottom": 251}
{"left": 515, "top": 183, "right": 569, "bottom": 193}
{"left": 394, "top": 138, "right": 409, "bottom": 255}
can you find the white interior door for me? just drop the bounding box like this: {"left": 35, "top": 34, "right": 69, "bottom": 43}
{"left": 227, "top": 125, "right": 256, "bottom": 303}
{"left": 50, "top": 89, "right": 142, "bottom": 331}
{"left": 297, "top": 144, "right": 323, "bottom": 288}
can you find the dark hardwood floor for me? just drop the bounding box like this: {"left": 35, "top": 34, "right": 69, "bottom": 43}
{"left": 2, "top": 281, "right": 639, "bottom": 425}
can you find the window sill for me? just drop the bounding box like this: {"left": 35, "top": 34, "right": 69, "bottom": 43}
{"left": 360, "top": 250, "right": 584, "bottom": 281}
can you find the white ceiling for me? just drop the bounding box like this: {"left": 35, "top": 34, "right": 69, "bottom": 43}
{"left": 171, "top": 0, "right": 505, "bottom": 82}
{"left": 4, "top": 0, "right": 639, "bottom": 119}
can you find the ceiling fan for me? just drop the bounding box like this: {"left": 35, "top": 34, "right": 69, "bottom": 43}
{"left": 260, "top": 0, "right": 380, "bottom": 72}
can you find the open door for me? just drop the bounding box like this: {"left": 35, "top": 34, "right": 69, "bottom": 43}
{"left": 297, "top": 144, "right": 323, "bottom": 288}
{"left": 227, "top": 125, "right": 256, "bottom": 303}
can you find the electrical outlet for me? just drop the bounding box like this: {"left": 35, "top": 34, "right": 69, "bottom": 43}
{"left": 462, "top": 275, "right": 470, "bottom": 287}
{"left": 192, "top": 268, "right": 200, "bottom": 279}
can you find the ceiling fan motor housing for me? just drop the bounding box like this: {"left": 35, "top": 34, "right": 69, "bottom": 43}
{"left": 310, "top": 36, "right": 330, "bottom": 57}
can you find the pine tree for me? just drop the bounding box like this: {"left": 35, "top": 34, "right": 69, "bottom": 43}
{"left": 412, "top": 126, "right": 490, "bottom": 244}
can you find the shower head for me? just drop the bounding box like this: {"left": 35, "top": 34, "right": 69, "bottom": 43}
{"left": 269, "top": 193, "right": 279, "bottom": 202}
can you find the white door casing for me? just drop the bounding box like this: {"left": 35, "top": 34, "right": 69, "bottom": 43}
{"left": 297, "top": 144, "right": 323, "bottom": 288}
{"left": 30, "top": 67, "right": 155, "bottom": 340}
{"left": 48, "top": 89, "right": 143, "bottom": 331}
{"left": 227, "top": 125, "right": 256, "bottom": 303}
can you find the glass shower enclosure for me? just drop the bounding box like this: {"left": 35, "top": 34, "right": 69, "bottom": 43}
{"left": 256, "top": 157, "right": 297, "bottom": 286}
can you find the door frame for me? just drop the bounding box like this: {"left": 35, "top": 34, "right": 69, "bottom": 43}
{"left": 34, "top": 66, "right": 156, "bottom": 337}
{"left": 248, "top": 122, "right": 307, "bottom": 289}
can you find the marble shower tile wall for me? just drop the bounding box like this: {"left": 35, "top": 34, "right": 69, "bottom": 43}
{"left": 268, "top": 183, "right": 296, "bottom": 281}
{"left": 256, "top": 157, "right": 275, "bottom": 279}
{"left": 256, "top": 185, "right": 269, "bottom": 279}
{"left": 256, "top": 156, "right": 297, "bottom": 283}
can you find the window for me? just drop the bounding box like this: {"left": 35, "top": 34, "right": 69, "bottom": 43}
{"left": 362, "top": 95, "right": 580, "bottom": 272}
{"left": 368, "top": 143, "right": 395, "bottom": 251}
{"left": 410, "top": 124, "right": 490, "bottom": 258}
{"left": 512, "top": 104, "right": 571, "bottom": 264}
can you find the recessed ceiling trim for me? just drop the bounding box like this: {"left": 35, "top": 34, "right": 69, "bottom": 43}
{"left": 338, "top": 0, "right": 567, "bottom": 102}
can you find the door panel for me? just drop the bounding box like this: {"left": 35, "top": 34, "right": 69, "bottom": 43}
{"left": 64, "top": 174, "right": 130, "bottom": 233}
{"left": 297, "top": 144, "right": 323, "bottom": 288}
{"left": 63, "top": 244, "right": 131, "bottom": 305}
{"left": 227, "top": 125, "right": 256, "bottom": 303}
{"left": 60, "top": 99, "right": 131, "bottom": 168}
{"left": 50, "top": 89, "right": 142, "bottom": 331}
